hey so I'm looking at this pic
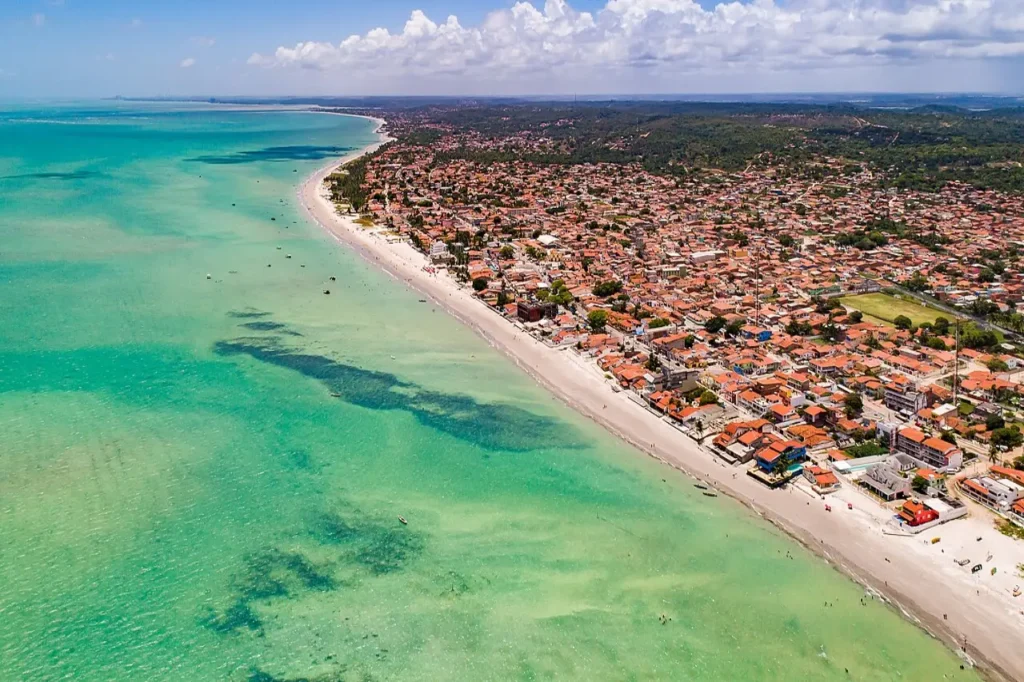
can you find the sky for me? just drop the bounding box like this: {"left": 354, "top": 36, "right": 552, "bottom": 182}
{"left": 2, "top": 0, "right": 1023, "bottom": 97}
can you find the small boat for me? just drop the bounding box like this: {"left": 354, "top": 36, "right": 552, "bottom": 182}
{"left": 956, "top": 558, "right": 971, "bottom": 566}
{"left": 330, "top": 392, "right": 341, "bottom": 398}
{"left": 1013, "top": 587, "right": 1021, "bottom": 598}
{"left": 329, "top": 276, "right": 337, "bottom": 281}
{"left": 931, "top": 537, "right": 941, "bottom": 545}
{"left": 694, "top": 483, "right": 709, "bottom": 490}
{"left": 286, "top": 254, "right": 292, "bottom": 259}
{"left": 390, "top": 355, "right": 396, "bottom": 360}
{"left": 418, "top": 299, "right": 427, "bottom": 303}
{"left": 702, "top": 491, "right": 718, "bottom": 498}
{"left": 398, "top": 516, "right": 408, "bottom": 526}
{"left": 971, "top": 564, "right": 983, "bottom": 574}
{"left": 323, "top": 289, "right": 330, "bottom": 295}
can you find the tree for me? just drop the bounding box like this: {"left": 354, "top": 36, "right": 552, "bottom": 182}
{"left": 986, "top": 413, "right": 1006, "bottom": 431}
{"left": 987, "top": 357, "right": 1010, "bottom": 373}
{"left": 933, "top": 316, "right": 951, "bottom": 335}
{"left": 820, "top": 322, "right": 841, "bottom": 342}
{"left": 704, "top": 316, "right": 727, "bottom": 334}
{"left": 778, "top": 234, "right": 796, "bottom": 248}
{"left": 684, "top": 335, "right": 696, "bottom": 349}
{"left": 940, "top": 430, "right": 957, "bottom": 445}
{"left": 648, "top": 317, "right": 671, "bottom": 329}
{"left": 592, "top": 280, "right": 623, "bottom": 297}
{"left": 912, "top": 475, "right": 929, "bottom": 495}
{"left": 698, "top": 390, "right": 719, "bottom": 406}
{"left": 472, "top": 277, "right": 489, "bottom": 292}
{"left": 499, "top": 245, "right": 515, "bottom": 259}
{"left": 587, "top": 309, "right": 609, "bottom": 331}
{"left": 844, "top": 392, "right": 864, "bottom": 418}
{"left": 848, "top": 310, "right": 863, "bottom": 324}
{"left": 905, "top": 272, "right": 930, "bottom": 292}
{"left": 991, "top": 426, "right": 1024, "bottom": 450}
{"left": 725, "top": 319, "right": 745, "bottom": 336}
{"left": 893, "top": 315, "right": 913, "bottom": 330}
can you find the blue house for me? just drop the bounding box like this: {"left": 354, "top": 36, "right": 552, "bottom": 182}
{"left": 741, "top": 325, "right": 773, "bottom": 343}
{"left": 754, "top": 440, "right": 808, "bottom": 474}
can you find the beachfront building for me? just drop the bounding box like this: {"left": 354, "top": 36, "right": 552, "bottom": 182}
{"left": 860, "top": 455, "right": 917, "bottom": 501}
{"left": 802, "top": 465, "right": 841, "bottom": 495}
{"left": 893, "top": 426, "right": 963, "bottom": 473}
{"left": 897, "top": 499, "right": 938, "bottom": 527}
{"left": 960, "top": 473, "right": 1024, "bottom": 515}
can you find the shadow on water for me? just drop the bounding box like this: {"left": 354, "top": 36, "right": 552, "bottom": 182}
{"left": 213, "top": 332, "right": 582, "bottom": 452}
{"left": 188, "top": 146, "right": 353, "bottom": 165}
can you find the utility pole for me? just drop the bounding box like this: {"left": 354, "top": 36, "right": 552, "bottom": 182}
{"left": 953, "top": 322, "right": 961, "bottom": 403}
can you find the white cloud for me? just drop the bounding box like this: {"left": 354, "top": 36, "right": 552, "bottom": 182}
{"left": 247, "top": 0, "right": 1024, "bottom": 85}
{"left": 192, "top": 36, "right": 216, "bottom": 48}
{"left": 180, "top": 57, "right": 196, "bottom": 68}
{"left": 31, "top": 13, "right": 46, "bottom": 27}
{"left": 130, "top": 18, "right": 143, "bottom": 29}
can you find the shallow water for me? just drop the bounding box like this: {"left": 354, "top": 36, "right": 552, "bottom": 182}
{"left": 0, "top": 102, "right": 980, "bottom": 681}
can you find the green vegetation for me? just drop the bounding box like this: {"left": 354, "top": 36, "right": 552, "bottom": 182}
{"left": 844, "top": 440, "right": 889, "bottom": 458}
{"left": 912, "top": 475, "right": 929, "bottom": 495}
{"left": 472, "top": 278, "right": 489, "bottom": 292}
{"left": 991, "top": 426, "right": 1024, "bottom": 449}
{"left": 648, "top": 317, "right": 671, "bottom": 329}
{"left": 997, "top": 520, "right": 1024, "bottom": 540}
{"left": 839, "top": 293, "right": 945, "bottom": 328}
{"left": 587, "top": 309, "right": 608, "bottom": 332}
{"left": 698, "top": 390, "right": 719, "bottom": 406}
{"left": 421, "top": 101, "right": 1024, "bottom": 193}
{"left": 704, "top": 316, "right": 726, "bottom": 334}
{"left": 592, "top": 280, "right": 623, "bottom": 297}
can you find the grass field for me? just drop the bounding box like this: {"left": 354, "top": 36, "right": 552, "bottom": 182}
{"left": 839, "top": 293, "right": 948, "bottom": 327}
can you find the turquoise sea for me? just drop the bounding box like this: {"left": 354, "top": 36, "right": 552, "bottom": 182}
{"left": 0, "top": 102, "right": 979, "bottom": 681}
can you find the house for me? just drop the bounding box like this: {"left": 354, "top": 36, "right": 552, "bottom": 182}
{"left": 803, "top": 465, "right": 840, "bottom": 495}
{"left": 897, "top": 499, "right": 939, "bottom": 527}
{"left": 893, "top": 427, "right": 963, "bottom": 473}
{"left": 860, "top": 456, "right": 916, "bottom": 500}
{"left": 753, "top": 440, "right": 807, "bottom": 474}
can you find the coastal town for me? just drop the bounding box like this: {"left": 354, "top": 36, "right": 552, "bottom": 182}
{"left": 305, "top": 106, "right": 1024, "bottom": 677}
{"left": 327, "top": 109, "right": 1024, "bottom": 545}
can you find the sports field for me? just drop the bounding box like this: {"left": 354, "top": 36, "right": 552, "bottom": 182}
{"left": 840, "top": 293, "right": 947, "bottom": 327}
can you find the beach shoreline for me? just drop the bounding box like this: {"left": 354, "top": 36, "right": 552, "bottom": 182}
{"left": 299, "top": 115, "right": 1023, "bottom": 682}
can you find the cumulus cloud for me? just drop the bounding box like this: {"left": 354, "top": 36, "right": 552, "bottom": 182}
{"left": 180, "top": 57, "right": 196, "bottom": 68}
{"left": 31, "top": 13, "right": 46, "bottom": 27}
{"left": 247, "top": 0, "right": 1024, "bottom": 82}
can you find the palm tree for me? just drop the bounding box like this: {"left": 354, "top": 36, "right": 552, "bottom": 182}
{"left": 695, "top": 419, "right": 705, "bottom": 440}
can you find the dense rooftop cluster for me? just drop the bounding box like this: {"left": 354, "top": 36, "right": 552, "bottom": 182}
{"left": 331, "top": 107, "right": 1024, "bottom": 527}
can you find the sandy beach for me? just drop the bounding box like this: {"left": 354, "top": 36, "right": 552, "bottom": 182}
{"left": 300, "top": 119, "right": 1024, "bottom": 682}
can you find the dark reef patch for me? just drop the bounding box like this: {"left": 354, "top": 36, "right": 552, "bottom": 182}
{"left": 240, "top": 321, "right": 303, "bottom": 336}
{"left": 0, "top": 170, "right": 102, "bottom": 181}
{"left": 227, "top": 309, "right": 273, "bottom": 319}
{"left": 201, "top": 549, "right": 336, "bottom": 636}
{"left": 206, "top": 507, "right": 426, "bottom": 638}
{"left": 213, "top": 335, "right": 581, "bottom": 452}
{"left": 190, "top": 145, "right": 353, "bottom": 165}
{"left": 311, "top": 509, "right": 425, "bottom": 575}
{"left": 248, "top": 667, "right": 348, "bottom": 682}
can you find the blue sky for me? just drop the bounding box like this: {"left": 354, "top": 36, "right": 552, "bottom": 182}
{"left": 2, "top": 0, "right": 1022, "bottom": 97}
